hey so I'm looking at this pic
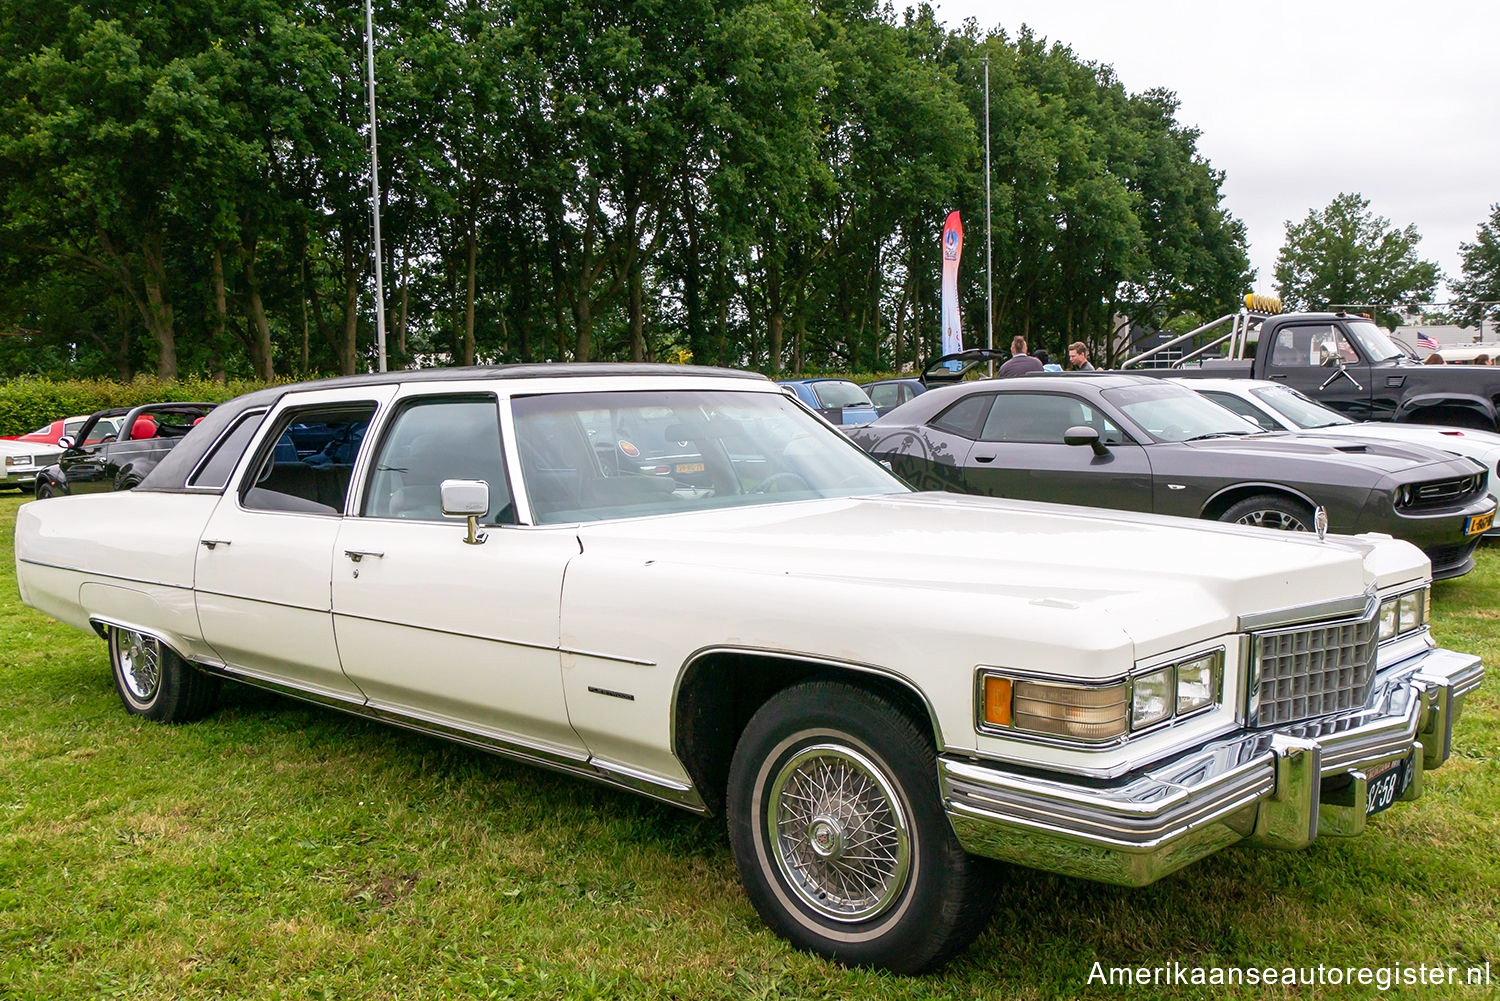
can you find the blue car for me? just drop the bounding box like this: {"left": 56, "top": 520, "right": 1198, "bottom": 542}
{"left": 776, "top": 378, "right": 879, "bottom": 427}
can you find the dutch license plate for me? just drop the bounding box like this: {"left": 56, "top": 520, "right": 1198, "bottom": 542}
{"left": 1465, "top": 510, "right": 1494, "bottom": 536}
{"left": 676, "top": 462, "right": 705, "bottom": 474}
{"left": 1366, "top": 754, "right": 1414, "bottom": 816}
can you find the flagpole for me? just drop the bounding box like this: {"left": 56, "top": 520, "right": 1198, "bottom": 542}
{"left": 983, "top": 55, "right": 993, "bottom": 376}
{"left": 365, "top": 0, "right": 388, "bottom": 373}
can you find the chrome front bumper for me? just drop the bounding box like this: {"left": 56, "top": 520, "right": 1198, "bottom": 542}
{"left": 941, "top": 646, "right": 1483, "bottom": 887}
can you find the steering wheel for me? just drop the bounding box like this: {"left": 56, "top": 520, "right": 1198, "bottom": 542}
{"left": 749, "top": 471, "right": 812, "bottom": 494}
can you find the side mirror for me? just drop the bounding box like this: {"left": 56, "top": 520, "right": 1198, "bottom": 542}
{"left": 1064, "top": 424, "right": 1109, "bottom": 457}
{"left": 58, "top": 436, "right": 76, "bottom": 450}
{"left": 440, "top": 478, "right": 489, "bottom": 545}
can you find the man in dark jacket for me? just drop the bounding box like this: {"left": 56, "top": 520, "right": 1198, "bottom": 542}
{"left": 997, "top": 336, "right": 1045, "bottom": 378}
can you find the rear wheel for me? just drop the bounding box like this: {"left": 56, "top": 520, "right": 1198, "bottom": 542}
{"left": 109, "top": 627, "right": 219, "bottom": 722}
{"left": 726, "top": 681, "right": 997, "bottom": 972}
{"left": 1220, "top": 494, "right": 1315, "bottom": 532}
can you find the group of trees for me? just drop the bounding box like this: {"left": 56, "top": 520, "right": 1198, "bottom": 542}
{"left": 0, "top": 0, "right": 1257, "bottom": 380}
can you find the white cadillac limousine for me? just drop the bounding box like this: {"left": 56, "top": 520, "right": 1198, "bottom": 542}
{"left": 13, "top": 365, "right": 1483, "bottom": 972}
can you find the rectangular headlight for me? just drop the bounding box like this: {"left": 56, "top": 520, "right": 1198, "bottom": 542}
{"left": 1398, "top": 591, "right": 1422, "bottom": 633}
{"left": 1175, "top": 651, "right": 1222, "bottom": 714}
{"left": 1378, "top": 597, "right": 1398, "bottom": 641}
{"left": 1130, "top": 667, "right": 1173, "bottom": 729}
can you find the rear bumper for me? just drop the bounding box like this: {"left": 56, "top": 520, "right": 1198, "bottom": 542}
{"left": 941, "top": 645, "right": 1482, "bottom": 887}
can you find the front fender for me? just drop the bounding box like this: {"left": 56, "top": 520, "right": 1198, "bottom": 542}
{"left": 1395, "top": 393, "right": 1498, "bottom": 427}
{"left": 1200, "top": 480, "right": 1323, "bottom": 519}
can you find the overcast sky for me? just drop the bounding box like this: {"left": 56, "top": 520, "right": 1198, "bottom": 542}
{"left": 929, "top": 0, "right": 1499, "bottom": 302}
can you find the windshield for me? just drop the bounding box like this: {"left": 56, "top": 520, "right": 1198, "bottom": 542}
{"left": 1250, "top": 385, "right": 1353, "bottom": 429}
{"left": 1102, "top": 383, "right": 1264, "bottom": 443}
{"left": 511, "top": 389, "right": 906, "bottom": 524}
{"left": 1346, "top": 320, "right": 1407, "bottom": 364}
{"left": 810, "top": 381, "right": 873, "bottom": 409}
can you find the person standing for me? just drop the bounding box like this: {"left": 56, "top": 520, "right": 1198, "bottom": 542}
{"left": 998, "top": 336, "right": 1044, "bottom": 378}
{"left": 1068, "top": 342, "right": 1094, "bottom": 370}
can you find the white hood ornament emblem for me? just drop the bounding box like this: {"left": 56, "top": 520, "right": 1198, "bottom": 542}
{"left": 1314, "top": 506, "right": 1329, "bottom": 541}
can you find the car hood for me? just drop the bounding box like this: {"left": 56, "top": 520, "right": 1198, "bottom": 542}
{"left": 568, "top": 491, "right": 1424, "bottom": 664}
{"left": 1175, "top": 433, "right": 1478, "bottom": 479}
{"left": 1296, "top": 422, "right": 1500, "bottom": 461}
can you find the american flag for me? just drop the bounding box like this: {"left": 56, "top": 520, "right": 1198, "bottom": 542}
{"left": 1417, "top": 331, "right": 1439, "bottom": 351}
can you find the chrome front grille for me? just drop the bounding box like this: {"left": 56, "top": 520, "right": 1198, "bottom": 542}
{"left": 1250, "top": 610, "right": 1378, "bottom": 727}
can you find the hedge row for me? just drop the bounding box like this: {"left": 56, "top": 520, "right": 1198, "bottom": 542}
{"left": 0, "top": 369, "right": 912, "bottom": 438}
{"left": 0, "top": 377, "right": 273, "bottom": 438}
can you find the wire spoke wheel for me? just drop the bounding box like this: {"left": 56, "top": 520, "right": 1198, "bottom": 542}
{"left": 117, "top": 630, "right": 162, "bottom": 702}
{"left": 767, "top": 744, "right": 911, "bottom": 922}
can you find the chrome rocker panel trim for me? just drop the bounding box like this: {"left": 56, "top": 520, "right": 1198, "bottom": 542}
{"left": 940, "top": 646, "right": 1481, "bottom": 888}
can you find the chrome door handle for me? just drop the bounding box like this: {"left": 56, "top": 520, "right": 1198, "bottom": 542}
{"left": 344, "top": 550, "right": 384, "bottom": 562}
{"left": 200, "top": 539, "right": 231, "bottom": 550}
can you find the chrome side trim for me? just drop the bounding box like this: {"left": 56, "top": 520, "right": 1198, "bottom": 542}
{"left": 330, "top": 611, "right": 656, "bottom": 666}
{"left": 190, "top": 659, "right": 707, "bottom": 813}
{"left": 23, "top": 558, "right": 182, "bottom": 592}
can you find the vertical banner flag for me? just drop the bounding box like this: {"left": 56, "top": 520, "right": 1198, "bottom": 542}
{"left": 941, "top": 211, "right": 964, "bottom": 357}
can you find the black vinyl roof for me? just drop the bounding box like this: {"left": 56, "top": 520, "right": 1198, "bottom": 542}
{"left": 139, "top": 362, "right": 768, "bottom": 494}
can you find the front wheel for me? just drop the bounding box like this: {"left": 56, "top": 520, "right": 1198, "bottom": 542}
{"left": 1220, "top": 494, "right": 1315, "bottom": 532}
{"left": 109, "top": 627, "right": 219, "bottom": 723}
{"left": 727, "top": 681, "right": 997, "bottom": 972}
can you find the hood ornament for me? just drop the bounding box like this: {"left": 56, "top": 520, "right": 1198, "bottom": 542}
{"left": 1314, "top": 506, "right": 1329, "bottom": 541}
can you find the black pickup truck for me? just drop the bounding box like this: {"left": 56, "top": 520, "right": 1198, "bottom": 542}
{"left": 1120, "top": 303, "right": 1500, "bottom": 431}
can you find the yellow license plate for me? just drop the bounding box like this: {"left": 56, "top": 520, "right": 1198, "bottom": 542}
{"left": 1466, "top": 511, "right": 1494, "bottom": 536}
{"left": 675, "top": 462, "right": 705, "bottom": 474}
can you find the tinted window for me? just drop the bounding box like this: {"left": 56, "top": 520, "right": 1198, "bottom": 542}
{"left": 978, "top": 394, "right": 1122, "bottom": 444}
{"left": 930, "top": 395, "right": 993, "bottom": 438}
{"left": 1266, "top": 324, "right": 1340, "bottom": 368}
{"left": 363, "top": 397, "right": 513, "bottom": 524}
{"left": 242, "top": 403, "right": 378, "bottom": 515}
{"left": 188, "top": 411, "right": 268, "bottom": 490}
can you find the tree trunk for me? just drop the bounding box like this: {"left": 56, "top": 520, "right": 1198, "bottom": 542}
{"left": 244, "top": 248, "right": 275, "bottom": 381}
{"left": 140, "top": 229, "right": 177, "bottom": 379}
{"left": 210, "top": 247, "right": 229, "bottom": 383}
{"left": 463, "top": 221, "right": 477, "bottom": 366}
{"left": 628, "top": 265, "right": 645, "bottom": 362}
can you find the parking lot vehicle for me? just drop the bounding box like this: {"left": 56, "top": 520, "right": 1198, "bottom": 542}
{"left": 0, "top": 439, "right": 62, "bottom": 491}
{"left": 4, "top": 414, "right": 121, "bottom": 445}
{"left": 15, "top": 364, "right": 1482, "bottom": 971}
{"left": 860, "top": 378, "right": 927, "bottom": 417}
{"left": 1121, "top": 296, "right": 1500, "bottom": 430}
{"left": 777, "top": 378, "right": 879, "bottom": 426}
{"left": 847, "top": 374, "right": 1495, "bottom": 579}
{"left": 1181, "top": 378, "right": 1500, "bottom": 536}
{"left": 34, "top": 403, "right": 215, "bottom": 498}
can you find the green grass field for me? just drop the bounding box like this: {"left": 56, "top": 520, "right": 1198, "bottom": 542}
{"left": 1, "top": 493, "right": 1496, "bottom": 1000}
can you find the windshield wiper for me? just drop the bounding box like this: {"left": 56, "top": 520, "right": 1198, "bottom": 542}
{"left": 1184, "top": 430, "right": 1256, "bottom": 441}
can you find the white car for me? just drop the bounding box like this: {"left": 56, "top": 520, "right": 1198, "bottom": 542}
{"left": 0, "top": 438, "right": 62, "bottom": 490}
{"left": 1179, "top": 378, "right": 1500, "bottom": 535}
{"left": 14, "top": 366, "right": 1483, "bottom": 972}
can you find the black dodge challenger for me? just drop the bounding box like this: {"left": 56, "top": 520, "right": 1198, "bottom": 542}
{"left": 847, "top": 374, "right": 1495, "bottom": 580}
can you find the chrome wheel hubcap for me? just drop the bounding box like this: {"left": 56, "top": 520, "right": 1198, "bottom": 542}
{"left": 1236, "top": 509, "right": 1307, "bottom": 531}
{"left": 766, "top": 744, "right": 911, "bottom": 922}
{"left": 118, "top": 630, "right": 161, "bottom": 702}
